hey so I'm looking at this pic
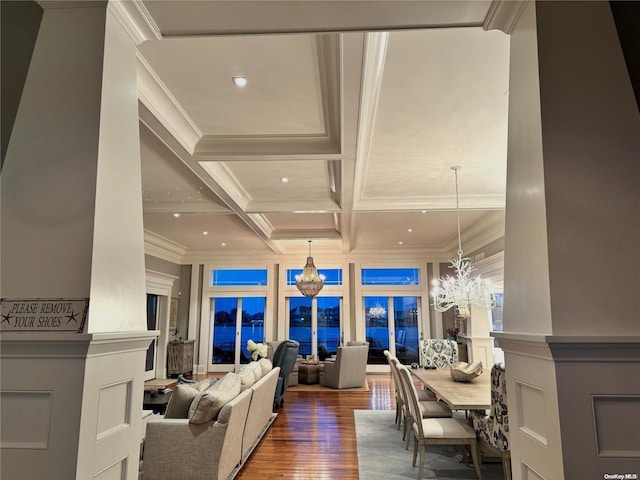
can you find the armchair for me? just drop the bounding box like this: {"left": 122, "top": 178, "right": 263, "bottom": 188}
{"left": 419, "top": 338, "right": 458, "bottom": 368}
{"left": 471, "top": 362, "right": 511, "bottom": 480}
{"left": 320, "top": 343, "right": 368, "bottom": 389}
{"left": 267, "top": 340, "right": 300, "bottom": 386}
{"left": 271, "top": 340, "right": 300, "bottom": 408}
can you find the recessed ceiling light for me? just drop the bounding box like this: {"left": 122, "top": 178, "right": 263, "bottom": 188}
{"left": 203, "top": 231, "right": 208, "bottom": 235}
{"left": 280, "top": 177, "right": 289, "bottom": 183}
{"left": 398, "top": 241, "right": 403, "bottom": 245}
{"left": 173, "top": 213, "right": 181, "bottom": 218}
{"left": 221, "top": 243, "right": 226, "bottom": 247}
{"left": 408, "top": 228, "right": 413, "bottom": 233}
{"left": 421, "top": 210, "right": 427, "bottom": 214}
{"left": 232, "top": 76, "right": 248, "bottom": 87}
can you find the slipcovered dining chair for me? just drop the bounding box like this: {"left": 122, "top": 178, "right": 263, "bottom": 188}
{"left": 396, "top": 362, "right": 452, "bottom": 449}
{"left": 399, "top": 363, "right": 482, "bottom": 480}
{"left": 320, "top": 343, "right": 368, "bottom": 389}
{"left": 470, "top": 363, "right": 511, "bottom": 480}
{"left": 384, "top": 351, "right": 436, "bottom": 430}
{"left": 419, "top": 338, "right": 458, "bottom": 368}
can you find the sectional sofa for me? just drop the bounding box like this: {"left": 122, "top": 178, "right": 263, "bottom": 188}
{"left": 141, "top": 359, "right": 280, "bottom": 480}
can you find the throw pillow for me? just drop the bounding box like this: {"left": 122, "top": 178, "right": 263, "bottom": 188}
{"left": 188, "top": 373, "right": 241, "bottom": 424}
{"left": 258, "top": 357, "right": 273, "bottom": 376}
{"left": 164, "top": 379, "right": 210, "bottom": 419}
{"left": 237, "top": 365, "right": 255, "bottom": 391}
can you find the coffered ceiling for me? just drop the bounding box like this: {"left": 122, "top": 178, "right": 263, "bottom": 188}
{"left": 133, "top": 1, "right": 511, "bottom": 259}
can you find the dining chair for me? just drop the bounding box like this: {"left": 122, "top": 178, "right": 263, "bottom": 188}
{"left": 396, "top": 362, "right": 452, "bottom": 450}
{"left": 385, "top": 352, "right": 436, "bottom": 433}
{"left": 400, "top": 363, "right": 483, "bottom": 480}
{"left": 470, "top": 363, "right": 511, "bottom": 480}
{"left": 419, "top": 338, "right": 459, "bottom": 368}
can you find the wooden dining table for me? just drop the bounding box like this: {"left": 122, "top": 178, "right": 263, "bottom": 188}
{"left": 411, "top": 367, "right": 491, "bottom": 411}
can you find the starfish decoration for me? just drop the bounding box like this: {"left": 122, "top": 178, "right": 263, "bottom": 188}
{"left": 66, "top": 310, "right": 79, "bottom": 324}
{"left": 1, "top": 313, "right": 13, "bottom": 325}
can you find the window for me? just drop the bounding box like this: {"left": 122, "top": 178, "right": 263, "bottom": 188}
{"left": 288, "top": 296, "right": 342, "bottom": 360}
{"left": 211, "top": 297, "right": 265, "bottom": 365}
{"left": 286, "top": 268, "right": 343, "bottom": 286}
{"left": 361, "top": 268, "right": 419, "bottom": 286}
{"left": 211, "top": 269, "right": 267, "bottom": 286}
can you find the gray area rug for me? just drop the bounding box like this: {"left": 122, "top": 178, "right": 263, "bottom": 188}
{"left": 355, "top": 410, "right": 504, "bottom": 480}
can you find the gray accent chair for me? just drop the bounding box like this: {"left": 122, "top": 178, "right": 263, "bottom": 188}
{"left": 271, "top": 340, "right": 300, "bottom": 408}
{"left": 320, "top": 342, "right": 369, "bottom": 389}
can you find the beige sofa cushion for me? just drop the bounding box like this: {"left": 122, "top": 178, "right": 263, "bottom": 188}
{"left": 188, "top": 373, "right": 241, "bottom": 425}
{"left": 164, "top": 379, "right": 211, "bottom": 419}
{"left": 237, "top": 365, "right": 256, "bottom": 391}
{"left": 247, "top": 361, "right": 263, "bottom": 382}
{"left": 258, "top": 357, "right": 273, "bottom": 376}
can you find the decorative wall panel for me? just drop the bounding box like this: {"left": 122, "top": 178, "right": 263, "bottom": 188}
{"left": 0, "top": 390, "right": 53, "bottom": 449}
{"left": 97, "top": 380, "right": 132, "bottom": 440}
{"left": 522, "top": 462, "right": 546, "bottom": 480}
{"left": 516, "top": 380, "right": 548, "bottom": 445}
{"left": 93, "top": 456, "right": 127, "bottom": 480}
{"left": 593, "top": 395, "right": 640, "bottom": 457}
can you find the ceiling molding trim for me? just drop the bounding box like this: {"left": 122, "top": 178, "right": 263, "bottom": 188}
{"left": 316, "top": 34, "right": 342, "bottom": 153}
{"left": 483, "top": 0, "right": 528, "bottom": 34}
{"left": 352, "top": 32, "right": 389, "bottom": 211}
{"left": 247, "top": 213, "right": 276, "bottom": 239}
{"left": 443, "top": 211, "right": 505, "bottom": 256}
{"left": 193, "top": 152, "right": 342, "bottom": 162}
{"left": 142, "top": 202, "right": 231, "bottom": 214}
{"left": 144, "top": 229, "right": 186, "bottom": 264}
{"left": 194, "top": 135, "right": 339, "bottom": 157}
{"left": 245, "top": 200, "right": 341, "bottom": 214}
{"left": 108, "top": 0, "right": 162, "bottom": 45}
{"left": 137, "top": 53, "right": 202, "bottom": 154}
{"left": 353, "top": 194, "right": 506, "bottom": 212}
{"left": 198, "top": 162, "right": 252, "bottom": 210}
{"left": 327, "top": 159, "right": 342, "bottom": 205}
{"left": 269, "top": 229, "right": 341, "bottom": 240}
{"left": 139, "top": 103, "right": 282, "bottom": 254}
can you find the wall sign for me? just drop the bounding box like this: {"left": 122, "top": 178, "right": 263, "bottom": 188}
{"left": 1, "top": 298, "right": 88, "bottom": 333}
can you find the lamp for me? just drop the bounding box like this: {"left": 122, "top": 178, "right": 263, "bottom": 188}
{"left": 431, "top": 166, "right": 496, "bottom": 318}
{"left": 295, "top": 240, "right": 325, "bottom": 297}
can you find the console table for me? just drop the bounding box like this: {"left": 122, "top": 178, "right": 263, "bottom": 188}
{"left": 167, "top": 340, "right": 195, "bottom": 377}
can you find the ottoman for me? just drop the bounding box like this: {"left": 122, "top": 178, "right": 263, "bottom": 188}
{"left": 298, "top": 363, "right": 322, "bottom": 384}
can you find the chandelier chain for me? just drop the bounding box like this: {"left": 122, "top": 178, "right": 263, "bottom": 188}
{"left": 454, "top": 168, "right": 463, "bottom": 257}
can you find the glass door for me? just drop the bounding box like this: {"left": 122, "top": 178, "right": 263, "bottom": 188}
{"left": 211, "top": 297, "right": 265, "bottom": 369}
{"left": 288, "top": 296, "right": 341, "bottom": 361}
{"left": 145, "top": 294, "right": 159, "bottom": 380}
{"left": 364, "top": 296, "right": 420, "bottom": 365}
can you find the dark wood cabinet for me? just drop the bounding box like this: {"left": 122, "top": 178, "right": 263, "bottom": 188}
{"left": 167, "top": 340, "right": 194, "bottom": 377}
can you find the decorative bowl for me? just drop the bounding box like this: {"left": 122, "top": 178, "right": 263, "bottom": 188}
{"left": 450, "top": 361, "right": 483, "bottom": 382}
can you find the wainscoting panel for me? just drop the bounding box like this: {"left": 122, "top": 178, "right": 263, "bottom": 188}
{"left": 592, "top": 395, "right": 640, "bottom": 457}
{"left": 97, "top": 380, "right": 132, "bottom": 440}
{"left": 93, "top": 456, "right": 127, "bottom": 480}
{"left": 0, "top": 390, "right": 53, "bottom": 449}
{"left": 522, "top": 462, "right": 546, "bottom": 480}
{"left": 516, "top": 381, "right": 548, "bottom": 445}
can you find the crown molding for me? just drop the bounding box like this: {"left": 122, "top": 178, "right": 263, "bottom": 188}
{"left": 108, "top": 0, "right": 162, "bottom": 45}
{"left": 142, "top": 201, "right": 231, "bottom": 214}
{"left": 444, "top": 210, "right": 505, "bottom": 256}
{"left": 137, "top": 53, "right": 202, "bottom": 154}
{"left": 483, "top": 0, "right": 528, "bottom": 34}
{"left": 144, "top": 229, "right": 186, "bottom": 264}
{"left": 354, "top": 194, "right": 506, "bottom": 212}
{"left": 244, "top": 199, "right": 341, "bottom": 214}
{"left": 317, "top": 34, "right": 342, "bottom": 153}
{"left": 352, "top": 32, "right": 389, "bottom": 212}
{"left": 269, "top": 229, "right": 341, "bottom": 240}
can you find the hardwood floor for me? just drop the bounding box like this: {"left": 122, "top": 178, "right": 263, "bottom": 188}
{"left": 235, "top": 374, "right": 395, "bottom": 480}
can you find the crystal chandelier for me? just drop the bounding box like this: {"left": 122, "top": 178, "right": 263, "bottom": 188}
{"left": 295, "top": 240, "right": 325, "bottom": 297}
{"left": 431, "top": 166, "right": 496, "bottom": 318}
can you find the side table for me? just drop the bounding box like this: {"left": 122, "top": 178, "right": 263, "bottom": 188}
{"left": 143, "top": 390, "right": 173, "bottom": 415}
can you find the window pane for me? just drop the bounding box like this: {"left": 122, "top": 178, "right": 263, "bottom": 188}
{"left": 394, "top": 296, "right": 420, "bottom": 364}
{"left": 364, "top": 296, "right": 389, "bottom": 364}
{"left": 212, "top": 298, "right": 237, "bottom": 364}
{"left": 289, "top": 297, "right": 312, "bottom": 356}
{"left": 361, "top": 268, "right": 419, "bottom": 286}
{"left": 286, "top": 268, "right": 342, "bottom": 286}
{"left": 212, "top": 269, "right": 268, "bottom": 286}
{"left": 491, "top": 293, "right": 504, "bottom": 332}
{"left": 317, "top": 297, "right": 341, "bottom": 359}
{"left": 240, "top": 297, "right": 265, "bottom": 364}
